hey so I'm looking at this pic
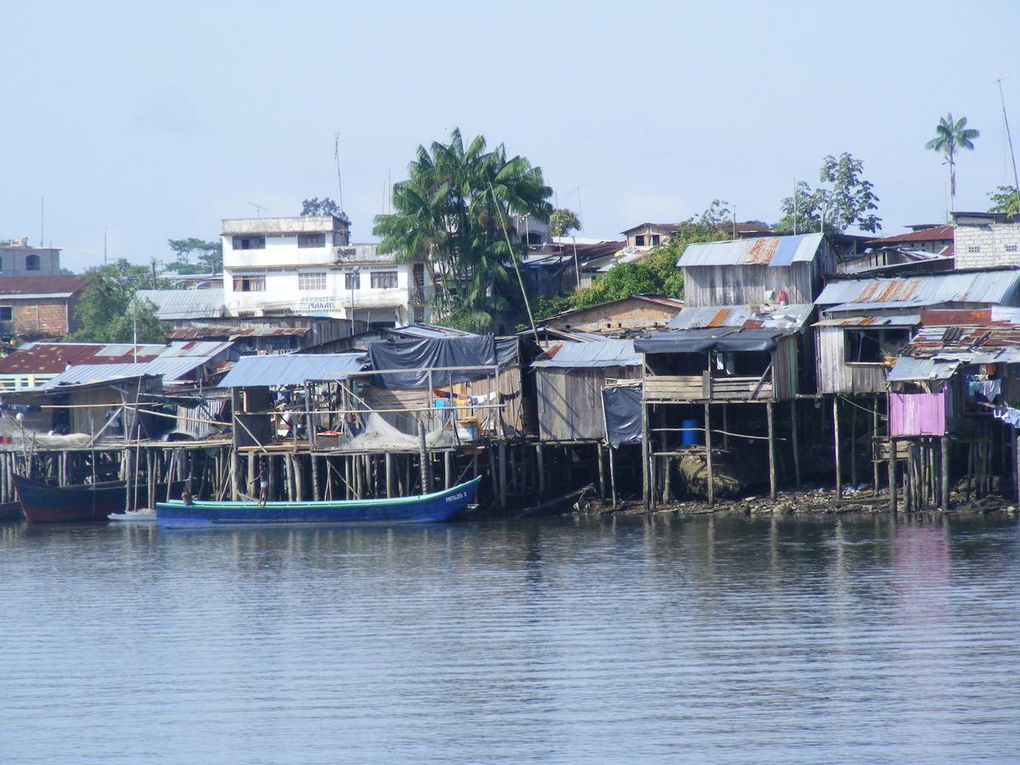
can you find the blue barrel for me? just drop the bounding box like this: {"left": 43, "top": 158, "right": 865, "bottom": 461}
{"left": 681, "top": 418, "right": 701, "bottom": 446}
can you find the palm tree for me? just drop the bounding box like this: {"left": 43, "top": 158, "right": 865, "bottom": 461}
{"left": 375, "top": 129, "right": 552, "bottom": 332}
{"left": 926, "top": 113, "right": 980, "bottom": 209}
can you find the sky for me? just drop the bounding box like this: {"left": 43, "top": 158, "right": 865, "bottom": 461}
{"left": 2, "top": 0, "right": 1020, "bottom": 272}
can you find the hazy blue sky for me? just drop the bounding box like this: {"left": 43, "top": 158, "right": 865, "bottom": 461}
{"left": 3, "top": 1, "right": 1020, "bottom": 271}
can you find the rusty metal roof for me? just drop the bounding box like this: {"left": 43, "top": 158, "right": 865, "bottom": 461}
{"left": 0, "top": 276, "right": 85, "bottom": 296}
{"left": 667, "top": 303, "right": 814, "bottom": 331}
{"left": 817, "top": 269, "right": 1020, "bottom": 313}
{"left": 678, "top": 233, "right": 823, "bottom": 268}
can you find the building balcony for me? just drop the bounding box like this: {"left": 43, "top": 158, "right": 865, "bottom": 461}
{"left": 643, "top": 371, "right": 775, "bottom": 403}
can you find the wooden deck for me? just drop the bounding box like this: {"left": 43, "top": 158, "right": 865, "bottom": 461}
{"left": 642, "top": 373, "right": 775, "bottom": 402}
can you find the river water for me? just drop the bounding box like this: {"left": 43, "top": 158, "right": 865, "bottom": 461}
{"left": 1, "top": 513, "right": 1018, "bottom": 764}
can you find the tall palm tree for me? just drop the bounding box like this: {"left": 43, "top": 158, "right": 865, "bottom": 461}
{"left": 375, "top": 129, "right": 552, "bottom": 332}
{"left": 926, "top": 113, "right": 980, "bottom": 208}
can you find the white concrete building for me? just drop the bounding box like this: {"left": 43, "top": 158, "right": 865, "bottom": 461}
{"left": 953, "top": 212, "right": 1020, "bottom": 269}
{"left": 222, "top": 215, "right": 424, "bottom": 327}
{"left": 0, "top": 238, "right": 61, "bottom": 276}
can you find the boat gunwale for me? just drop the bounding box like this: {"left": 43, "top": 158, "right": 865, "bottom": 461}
{"left": 156, "top": 475, "right": 482, "bottom": 511}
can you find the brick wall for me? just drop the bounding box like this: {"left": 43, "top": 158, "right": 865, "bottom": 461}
{"left": 955, "top": 223, "right": 1020, "bottom": 269}
{"left": 7, "top": 298, "right": 75, "bottom": 337}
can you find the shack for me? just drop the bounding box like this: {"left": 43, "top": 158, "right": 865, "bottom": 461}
{"left": 531, "top": 338, "right": 642, "bottom": 442}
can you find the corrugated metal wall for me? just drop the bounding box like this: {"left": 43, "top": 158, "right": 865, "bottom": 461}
{"left": 890, "top": 391, "right": 947, "bottom": 436}
{"left": 684, "top": 263, "right": 816, "bottom": 308}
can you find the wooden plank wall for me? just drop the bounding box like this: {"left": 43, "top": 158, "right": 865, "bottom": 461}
{"left": 815, "top": 327, "right": 889, "bottom": 395}
{"left": 683, "top": 263, "right": 815, "bottom": 307}
{"left": 536, "top": 365, "right": 641, "bottom": 441}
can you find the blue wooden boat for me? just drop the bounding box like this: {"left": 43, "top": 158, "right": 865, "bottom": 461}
{"left": 155, "top": 475, "right": 482, "bottom": 528}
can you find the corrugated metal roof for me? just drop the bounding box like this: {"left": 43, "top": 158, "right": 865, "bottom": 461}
{"left": 813, "top": 314, "right": 920, "bottom": 328}
{"left": 137, "top": 289, "right": 226, "bottom": 320}
{"left": 668, "top": 303, "right": 814, "bottom": 331}
{"left": 0, "top": 276, "right": 85, "bottom": 296}
{"left": 218, "top": 353, "right": 365, "bottom": 388}
{"left": 887, "top": 357, "right": 960, "bottom": 382}
{"left": 39, "top": 363, "right": 155, "bottom": 389}
{"left": 816, "top": 269, "right": 1020, "bottom": 312}
{"left": 678, "top": 233, "right": 824, "bottom": 268}
{"left": 94, "top": 343, "right": 166, "bottom": 358}
{"left": 531, "top": 339, "right": 642, "bottom": 369}
{"left": 159, "top": 340, "right": 234, "bottom": 358}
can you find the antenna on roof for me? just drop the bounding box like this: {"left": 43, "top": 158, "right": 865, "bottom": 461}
{"left": 997, "top": 78, "right": 1020, "bottom": 217}
{"left": 40, "top": 195, "right": 44, "bottom": 247}
{"left": 334, "top": 131, "right": 345, "bottom": 213}
{"left": 248, "top": 202, "right": 267, "bottom": 217}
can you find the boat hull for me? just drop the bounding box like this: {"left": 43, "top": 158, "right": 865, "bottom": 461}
{"left": 156, "top": 476, "right": 482, "bottom": 527}
{"left": 14, "top": 475, "right": 129, "bottom": 523}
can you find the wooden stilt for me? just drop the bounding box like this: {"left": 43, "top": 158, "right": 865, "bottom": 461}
{"left": 790, "top": 399, "right": 801, "bottom": 488}
{"left": 641, "top": 399, "right": 650, "bottom": 509}
{"left": 310, "top": 453, "right": 321, "bottom": 501}
{"left": 444, "top": 450, "right": 452, "bottom": 489}
{"left": 385, "top": 452, "right": 394, "bottom": 497}
{"left": 850, "top": 403, "right": 858, "bottom": 489}
{"left": 596, "top": 442, "right": 605, "bottom": 500}
{"left": 767, "top": 401, "right": 777, "bottom": 500}
{"left": 833, "top": 396, "right": 842, "bottom": 498}
{"left": 872, "top": 397, "right": 880, "bottom": 496}
{"left": 888, "top": 437, "right": 897, "bottom": 513}
{"left": 941, "top": 435, "right": 951, "bottom": 511}
{"left": 704, "top": 402, "right": 714, "bottom": 506}
{"left": 608, "top": 445, "right": 617, "bottom": 508}
{"left": 536, "top": 443, "right": 545, "bottom": 497}
{"left": 498, "top": 440, "right": 507, "bottom": 511}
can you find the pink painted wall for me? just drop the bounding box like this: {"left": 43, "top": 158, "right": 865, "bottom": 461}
{"left": 890, "top": 391, "right": 947, "bottom": 436}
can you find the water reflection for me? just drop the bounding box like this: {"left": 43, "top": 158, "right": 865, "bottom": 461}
{"left": 0, "top": 513, "right": 1017, "bottom": 763}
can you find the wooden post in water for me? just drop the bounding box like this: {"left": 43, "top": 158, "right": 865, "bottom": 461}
{"left": 941, "top": 435, "right": 951, "bottom": 511}
{"left": 850, "top": 403, "right": 858, "bottom": 489}
{"left": 444, "top": 450, "right": 452, "bottom": 489}
{"left": 704, "top": 402, "right": 714, "bottom": 506}
{"left": 418, "top": 417, "right": 428, "bottom": 494}
{"left": 833, "top": 397, "right": 842, "bottom": 499}
{"left": 385, "top": 452, "right": 394, "bottom": 498}
{"left": 608, "top": 445, "right": 617, "bottom": 508}
{"left": 888, "top": 437, "right": 898, "bottom": 513}
{"left": 767, "top": 401, "right": 777, "bottom": 500}
{"left": 872, "top": 397, "right": 880, "bottom": 496}
{"left": 596, "top": 442, "right": 606, "bottom": 500}
{"left": 790, "top": 399, "right": 801, "bottom": 488}
{"left": 535, "top": 443, "right": 545, "bottom": 497}
{"left": 498, "top": 440, "right": 507, "bottom": 511}
{"left": 641, "top": 399, "right": 650, "bottom": 509}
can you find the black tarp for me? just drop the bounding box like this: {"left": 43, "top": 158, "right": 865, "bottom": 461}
{"left": 602, "top": 384, "right": 642, "bottom": 448}
{"left": 634, "top": 328, "right": 791, "bottom": 355}
{"left": 367, "top": 335, "right": 499, "bottom": 389}
{"left": 713, "top": 328, "right": 791, "bottom": 353}
{"left": 634, "top": 329, "right": 735, "bottom": 355}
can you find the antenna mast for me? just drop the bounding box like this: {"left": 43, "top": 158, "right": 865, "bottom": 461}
{"left": 334, "top": 131, "right": 345, "bottom": 213}
{"left": 997, "top": 79, "right": 1020, "bottom": 216}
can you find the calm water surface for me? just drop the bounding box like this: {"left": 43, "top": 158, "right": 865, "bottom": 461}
{"left": 1, "top": 512, "right": 1018, "bottom": 764}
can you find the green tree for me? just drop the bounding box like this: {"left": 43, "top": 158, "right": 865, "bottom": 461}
{"left": 776, "top": 154, "right": 881, "bottom": 233}
{"left": 374, "top": 128, "right": 553, "bottom": 332}
{"left": 301, "top": 197, "right": 348, "bottom": 221}
{"left": 166, "top": 237, "right": 223, "bottom": 274}
{"left": 988, "top": 185, "right": 1020, "bottom": 220}
{"left": 70, "top": 260, "right": 167, "bottom": 343}
{"left": 549, "top": 208, "right": 581, "bottom": 237}
{"left": 569, "top": 219, "right": 723, "bottom": 308}
{"left": 926, "top": 113, "right": 980, "bottom": 207}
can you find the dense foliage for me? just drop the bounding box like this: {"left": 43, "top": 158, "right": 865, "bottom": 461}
{"left": 775, "top": 153, "right": 881, "bottom": 234}
{"left": 549, "top": 208, "right": 581, "bottom": 237}
{"left": 988, "top": 185, "right": 1020, "bottom": 220}
{"left": 374, "top": 128, "right": 553, "bottom": 333}
{"left": 165, "top": 237, "right": 222, "bottom": 274}
{"left": 568, "top": 219, "right": 725, "bottom": 309}
{"left": 70, "top": 260, "right": 166, "bottom": 343}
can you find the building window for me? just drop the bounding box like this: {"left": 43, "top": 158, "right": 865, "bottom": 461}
{"left": 651, "top": 234, "right": 661, "bottom": 246}
{"left": 232, "top": 236, "right": 265, "bottom": 250}
{"left": 298, "top": 272, "right": 327, "bottom": 291}
{"left": 370, "top": 271, "right": 398, "bottom": 289}
{"left": 845, "top": 328, "right": 909, "bottom": 363}
{"left": 1006, "top": 244, "right": 1019, "bottom": 253}
{"left": 0, "top": 306, "right": 11, "bottom": 321}
{"left": 25, "top": 254, "right": 40, "bottom": 271}
{"left": 634, "top": 235, "right": 646, "bottom": 246}
{"left": 233, "top": 274, "right": 266, "bottom": 292}
{"left": 967, "top": 245, "right": 981, "bottom": 253}
{"left": 345, "top": 271, "right": 361, "bottom": 290}
{"left": 298, "top": 233, "right": 326, "bottom": 248}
